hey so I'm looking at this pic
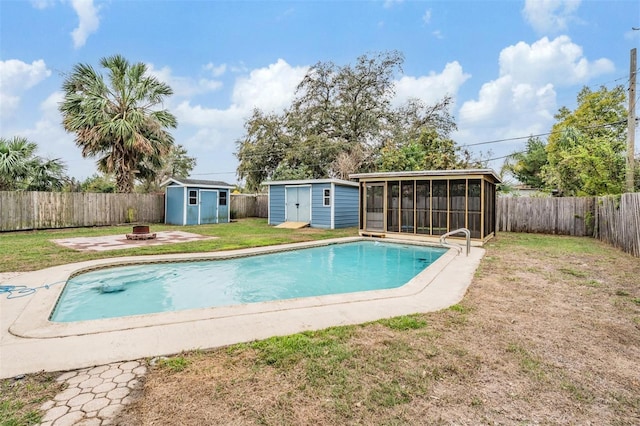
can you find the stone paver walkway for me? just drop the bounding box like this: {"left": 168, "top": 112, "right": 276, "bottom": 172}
{"left": 39, "top": 360, "right": 146, "bottom": 426}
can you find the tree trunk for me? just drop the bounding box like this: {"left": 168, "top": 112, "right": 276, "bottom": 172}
{"left": 116, "top": 171, "right": 134, "bottom": 193}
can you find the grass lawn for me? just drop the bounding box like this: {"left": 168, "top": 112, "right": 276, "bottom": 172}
{"left": 0, "top": 218, "right": 358, "bottom": 272}
{"left": 1, "top": 226, "right": 639, "bottom": 425}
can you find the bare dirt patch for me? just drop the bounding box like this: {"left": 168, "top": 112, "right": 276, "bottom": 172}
{"left": 115, "top": 233, "right": 640, "bottom": 425}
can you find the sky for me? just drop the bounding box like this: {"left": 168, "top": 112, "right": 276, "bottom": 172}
{"left": 1, "top": 0, "right": 638, "bottom": 185}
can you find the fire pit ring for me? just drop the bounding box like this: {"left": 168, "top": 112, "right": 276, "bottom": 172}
{"left": 132, "top": 225, "right": 150, "bottom": 234}
{"left": 126, "top": 225, "right": 156, "bottom": 240}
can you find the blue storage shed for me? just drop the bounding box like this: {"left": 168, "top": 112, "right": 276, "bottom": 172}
{"left": 163, "top": 178, "right": 234, "bottom": 225}
{"left": 262, "top": 179, "right": 359, "bottom": 229}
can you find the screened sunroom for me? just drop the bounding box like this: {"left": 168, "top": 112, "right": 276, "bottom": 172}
{"left": 349, "top": 169, "right": 501, "bottom": 245}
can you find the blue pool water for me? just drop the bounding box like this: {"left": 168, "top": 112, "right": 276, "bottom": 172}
{"left": 50, "top": 241, "right": 446, "bottom": 322}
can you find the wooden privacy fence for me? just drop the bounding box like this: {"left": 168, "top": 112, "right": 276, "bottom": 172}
{"left": 595, "top": 193, "right": 640, "bottom": 257}
{"left": 0, "top": 192, "right": 269, "bottom": 231}
{"left": 497, "top": 193, "right": 640, "bottom": 257}
{"left": 230, "top": 194, "right": 268, "bottom": 219}
{"left": 496, "top": 197, "right": 596, "bottom": 236}
{"left": 2, "top": 191, "right": 636, "bottom": 256}
{"left": 0, "top": 191, "right": 165, "bottom": 231}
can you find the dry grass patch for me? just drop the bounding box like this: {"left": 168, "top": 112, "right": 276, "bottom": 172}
{"left": 0, "top": 372, "right": 63, "bottom": 425}
{"left": 113, "top": 232, "right": 639, "bottom": 425}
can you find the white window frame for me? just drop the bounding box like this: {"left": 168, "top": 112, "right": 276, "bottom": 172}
{"left": 188, "top": 189, "right": 198, "bottom": 205}
{"left": 323, "top": 188, "right": 331, "bottom": 207}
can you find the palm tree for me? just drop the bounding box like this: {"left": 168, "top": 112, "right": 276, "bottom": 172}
{"left": 0, "top": 136, "right": 35, "bottom": 190}
{"left": 25, "top": 158, "right": 68, "bottom": 191}
{"left": 59, "top": 54, "right": 177, "bottom": 193}
{"left": 0, "top": 136, "right": 68, "bottom": 191}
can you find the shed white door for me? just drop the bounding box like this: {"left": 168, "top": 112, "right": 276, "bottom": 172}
{"left": 285, "top": 186, "right": 311, "bottom": 223}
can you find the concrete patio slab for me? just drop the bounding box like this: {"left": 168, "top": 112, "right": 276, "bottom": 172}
{"left": 50, "top": 231, "right": 217, "bottom": 252}
{"left": 0, "top": 237, "right": 484, "bottom": 379}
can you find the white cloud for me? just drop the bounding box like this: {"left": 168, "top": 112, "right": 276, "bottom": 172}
{"left": 457, "top": 35, "right": 613, "bottom": 158}
{"left": 422, "top": 9, "right": 432, "bottom": 25}
{"left": 499, "top": 36, "right": 613, "bottom": 86}
{"left": 393, "top": 61, "right": 470, "bottom": 107}
{"left": 30, "top": 0, "right": 55, "bottom": 9}
{"left": 0, "top": 59, "right": 51, "bottom": 118}
{"left": 70, "top": 0, "right": 100, "bottom": 49}
{"left": 204, "top": 63, "right": 227, "bottom": 77}
{"left": 383, "top": 0, "right": 403, "bottom": 9}
{"left": 172, "top": 59, "right": 308, "bottom": 159}
{"left": 146, "top": 64, "right": 223, "bottom": 99}
{"left": 522, "top": 0, "right": 581, "bottom": 34}
{"left": 174, "top": 102, "right": 243, "bottom": 131}
{"left": 459, "top": 76, "right": 556, "bottom": 127}
{"left": 24, "top": 92, "right": 70, "bottom": 148}
{"left": 14, "top": 91, "right": 98, "bottom": 179}
{"left": 230, "top": 63, "right": 249, "bottom": 74}
{"left": 231, "top": 59, "right": 308, "bottom": 112}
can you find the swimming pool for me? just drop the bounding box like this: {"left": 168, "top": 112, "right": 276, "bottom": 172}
{"left": 5, "top": 237, "right": 485, "bottom": 377}
{"left": 51, "top": 241, "right": 446, "bottom": 322}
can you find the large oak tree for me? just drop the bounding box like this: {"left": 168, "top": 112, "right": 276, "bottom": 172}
{"left": 236, "top": 51, "right": 460, "bottom": 191}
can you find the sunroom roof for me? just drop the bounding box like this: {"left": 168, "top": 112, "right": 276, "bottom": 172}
{"left": 349, "top": 169, "right": 501, "bottom": 183}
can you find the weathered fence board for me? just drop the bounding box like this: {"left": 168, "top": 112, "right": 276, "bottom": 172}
{"left": 2, "top": 191, "right": 636, "bottom": 256}
{"left": 0, "top": 192, "right": 165, "bottom": 231}
{"left": 255, "top": 194, "right": 268, "bottom": 218}
{"left": 496, "top": 197, "right": 595, "bottom": 236}
{"left": 497, "top": 193, "right": 639, "bottom": 257}
{"left": 0, "top": 192, "right": 270, "bottom": 231}
{"left": 229, "top": 194, "right": 268, "bottom": 218}
{"left": 595, "top": 193, "right": 640, "bottom": 257}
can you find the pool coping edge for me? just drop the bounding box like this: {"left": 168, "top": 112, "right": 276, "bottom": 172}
{"left": 9, "top": 236, "right": 455, "bottom": 339}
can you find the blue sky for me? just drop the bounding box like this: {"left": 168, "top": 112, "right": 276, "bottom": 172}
{"left": 1, "top": 0, "right": 638, "bottom": 184}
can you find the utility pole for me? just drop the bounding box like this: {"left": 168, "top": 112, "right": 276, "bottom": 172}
{"left": 627, "top": 48, "right": 636, "bottom": 193}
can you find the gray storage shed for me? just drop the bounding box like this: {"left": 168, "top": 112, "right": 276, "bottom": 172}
{"left": 163, "top": 178, "right": 234, "bottom": 225}
{"left": 262, "top": 179, "right": 359, "bottom": 229}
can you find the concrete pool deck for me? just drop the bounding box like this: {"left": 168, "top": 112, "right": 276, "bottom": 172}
{"left": 0, "top": 237, "right": 484, "bottom": 379}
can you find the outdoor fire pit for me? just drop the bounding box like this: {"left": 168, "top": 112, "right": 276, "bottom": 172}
{"left": 126, "top": 225, "right": 156, "bottom": 240}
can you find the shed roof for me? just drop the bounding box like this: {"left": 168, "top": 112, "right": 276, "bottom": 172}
{"left": 161, "top": 177, "right": 234, "bottom": 189}
{"left": 349, "top": 169, "right": 501, "bottom": 183}
{"left": 261, "top": 178, "right": 358, "bottom": 187}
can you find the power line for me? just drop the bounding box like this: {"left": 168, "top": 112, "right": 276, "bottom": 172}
{"left": 455, "top": 75, "right": 633, "bottom": 117}
{"left": 189, "top": 120, "right": 628, "bottom": 176}
{"left": 452, "top": 120, "right": 625, "bottom": 148}
{"left": 192, "top": 171, "right": 238, "bottom": 176}
{"left": 481, "top": 153, "right": 523, "bottom": 162}
{"left": 213, "top": 119, "right": 627, "bottom": 164}
{"left": 588, "top": 71, "right": 636, "bottom": 89}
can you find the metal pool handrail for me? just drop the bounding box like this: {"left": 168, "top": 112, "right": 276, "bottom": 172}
{"left": 439, "top": 228, "right": 471, "bottom": 256}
